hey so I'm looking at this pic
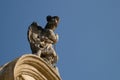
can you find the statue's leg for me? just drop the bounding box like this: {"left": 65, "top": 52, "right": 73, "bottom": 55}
{"left": 36, "top": 50, "right": 41, "bottom": 57}
{"left": 47, "top": 46, "right": 58, "bottom": 65}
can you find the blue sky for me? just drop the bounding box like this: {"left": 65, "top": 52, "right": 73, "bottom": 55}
{"left": 0, "top": 0, "right": 120, "bottom": 80}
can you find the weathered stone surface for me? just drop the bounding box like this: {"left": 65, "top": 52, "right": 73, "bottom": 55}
{"left": 0, "top": 54, "right": 61, "bottom": 80}
{"left": 27, "top": 16, "right": 60, "bottom": 66}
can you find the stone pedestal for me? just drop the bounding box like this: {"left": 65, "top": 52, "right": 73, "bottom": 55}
{"left": 0, "top": 54, "right": 61, "bottom": 80}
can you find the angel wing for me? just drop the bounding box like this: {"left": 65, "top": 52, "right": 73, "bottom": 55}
{"left": 27, "top": 22, "right": 43, "bottom": 53}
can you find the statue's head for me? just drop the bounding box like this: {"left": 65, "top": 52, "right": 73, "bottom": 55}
{"left": 45, "top": 15, "right": 60, "bottom": 30}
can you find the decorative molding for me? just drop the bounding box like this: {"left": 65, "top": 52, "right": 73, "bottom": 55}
{"left": 0, "top": 54, "right": 61, "bottom": 80}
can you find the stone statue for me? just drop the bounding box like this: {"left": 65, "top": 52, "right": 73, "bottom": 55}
{"left": 27, "top": 15, "right": 59, "bottom": 67}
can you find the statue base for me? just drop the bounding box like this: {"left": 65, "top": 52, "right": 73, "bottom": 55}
{"left": 0, "top": 54, "right": 61, "bottom": 80}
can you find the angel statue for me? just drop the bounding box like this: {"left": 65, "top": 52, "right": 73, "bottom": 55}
{"left": 27, "top": 15, "right": 60, "bottom": 67}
